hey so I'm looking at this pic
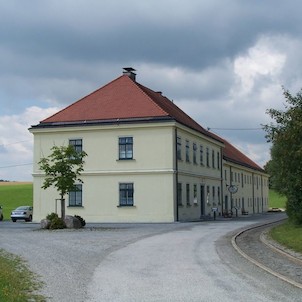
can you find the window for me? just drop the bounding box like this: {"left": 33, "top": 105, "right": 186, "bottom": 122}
{"left": 212, "top": 150, "right": 215, "bottom": 168}
{"left": 206, "top": 147, "right": 210, "bottom": 167}
{"left": 217, "top": 152, "right": 220, "bottom": 169}
{"left": 186, "top": 184, "right": 190, "bottom": 205}
{"left": 177, "top": 137, "right": 182, "bottom": 160}
{"left": 193, "top": 143, "right": 197, "bottom": 164}
{"left": 177, "top": 183, "right": 182, "bottom": 206}
{"left": 119, "top": 183, "right": 134, "bottom": 206}
{"left": 193, "top": 184, "right": 197, "bottom": 204}
{"left": 217, "top": 187, "right": 220, "bottom": 204}
{"left": 69, "top": 139, "right": 82, "bottom": 152}
{"left": 207, "top": 186, "right": 210, "bottom": 204}
{"left": 225, "top": 169, "right": 227, "bottom": 180}
{"left": 212, "top": 186, "right": 215, "bottom": 200}
{"left": 186, "top": 140, "right": 190, "bottom": 162}
{"left": 200, "top": 145, "right": 204, "bottom": 165}
{"left": 69, "top": 184, "right": 82, "bottom": 207}
{"left": 119, "top": 137, "right": 133, "bottom": 159}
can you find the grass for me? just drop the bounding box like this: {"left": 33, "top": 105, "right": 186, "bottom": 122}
{"left": 269, "top": 189, "right": 287, "bottom": 209}
{"left": 0, "top": 249, "right": 45, "bottom": 302}
{"left": 0, "top": 183, "right": 33, "bottom": 220}
{"left": 268, "top": 189, "right": 302, "bottom": 254}
{"left": 270, "top": 221, "right": 302, "bottom": 254}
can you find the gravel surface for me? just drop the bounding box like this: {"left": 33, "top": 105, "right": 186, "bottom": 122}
{"left": 0, "top": 213, "right": 301, "bottom": 302}
{"left": 235, "top": 219, "right": 302, "bottom": 285}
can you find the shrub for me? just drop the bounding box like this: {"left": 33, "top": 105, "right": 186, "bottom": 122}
{"left": 74, "top": 215, "right": 86, "bottom": 227}
{"left": 49, "top": 216, "right": 66, "bottom": 229}
{"left": 46, "top": 212, "right": 66, "bottom": 229}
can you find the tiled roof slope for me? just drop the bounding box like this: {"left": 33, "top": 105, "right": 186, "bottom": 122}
{"left": 39, "top": 74, "right": 221, "bottom": 143}
{"left": 222, "top": 138, "right": 264, "bottom": 172}
{"left": 35, "top": 72, "right": 264, "bottom": 172}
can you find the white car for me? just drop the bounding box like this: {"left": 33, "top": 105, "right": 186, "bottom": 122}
{"left": 11, "top": 206, "right": 33, "bottom": 222}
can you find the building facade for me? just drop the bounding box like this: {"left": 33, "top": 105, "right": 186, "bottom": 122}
{"left": 29, "top": 68, "right": 269, "bottom": 223}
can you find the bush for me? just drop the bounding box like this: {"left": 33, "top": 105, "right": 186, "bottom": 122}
{"left": 46, "top": 212, "right": 66, "bottom": 229}
{"left": 74, "top": 215, "right": 86, "bottom": 227}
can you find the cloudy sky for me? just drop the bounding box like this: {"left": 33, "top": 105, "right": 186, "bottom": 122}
{"left": 1, "top": 0, "right": 301, "bottom": 181}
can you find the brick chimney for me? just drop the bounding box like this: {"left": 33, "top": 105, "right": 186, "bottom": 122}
{"left": 123, "top": 67, "right": 136, "bottom": 81}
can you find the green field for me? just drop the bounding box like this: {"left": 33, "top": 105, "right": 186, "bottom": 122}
{"left": 269, "top": 189, "right": 287, "bottom": 209}
{"left": 0, "top": 183, "right": 33, "bottom": 221}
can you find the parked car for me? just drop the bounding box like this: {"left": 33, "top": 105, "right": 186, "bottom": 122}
{"left": 0, "top": 206, "right": 3, "bottom": 221}
{"left": 11, "top": 206, "right": 33, "bottom": 222}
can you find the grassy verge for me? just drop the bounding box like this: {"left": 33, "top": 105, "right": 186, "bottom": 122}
{"left": 268, "top": 189, "right": 302, "bottom": 254}
{"left": 269, "top": 221, "right": 302, "bottom": 254}
{"left": 0, "top": 183, "right": 33, "bottom": 220}
{"left": 0, "top": 249, "right": 45, "bottom": 302}
{"left": 269, "top": 189, "right": 287, "bottom": 209}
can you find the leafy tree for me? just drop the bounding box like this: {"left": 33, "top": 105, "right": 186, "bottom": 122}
{"left": 39, "top": 145, "right": 87, "bottom": 219}
{"left": 263, "top": 87, "right": 302, "bottom": 224}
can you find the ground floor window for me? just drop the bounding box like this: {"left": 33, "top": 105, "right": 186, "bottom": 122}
{"left": 177, "top": 183, "right": 182, "bottom": 206}
{"left": 119, "top": 183, "right": 134, "bottom": 206}
{"left": 69, "top": 184, "right": 82, "bottom": 207}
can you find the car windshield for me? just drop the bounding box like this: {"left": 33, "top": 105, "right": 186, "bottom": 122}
{"left": 16, "top": 206, "right": 29, "bottom": 210}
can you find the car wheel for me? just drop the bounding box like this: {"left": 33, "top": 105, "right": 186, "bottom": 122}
{"left": 12, "top": 219, "right": 16, "bottom": 222}
{"left": 27, "top": 215, "right": 32, "bottom": 222}
{"left": 0, "top": 215, "right": 3, "bottom": 221}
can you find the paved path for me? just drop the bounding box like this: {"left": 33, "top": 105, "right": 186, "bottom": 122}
{"left": 87, "top": 215, "right": 301, "bottom": 302}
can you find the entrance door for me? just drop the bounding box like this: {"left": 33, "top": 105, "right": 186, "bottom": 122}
{"left": 200, "top": 185, "right": 205, "bottom": 216}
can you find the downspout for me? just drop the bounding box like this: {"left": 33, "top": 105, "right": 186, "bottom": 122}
{"left": 175, "top": 127, "right": 179, "bottom": 222}
{"left": 220, "top": 147, "right": 224, "bottom": 215}
{"left": 261, "top": 174, "right": 264, "bottom": 213}
{"left": 230, "top": 166, "right": 233, "bottom": 210}
{"left": 252, "top": 172, "right": 255, "bottom": 214}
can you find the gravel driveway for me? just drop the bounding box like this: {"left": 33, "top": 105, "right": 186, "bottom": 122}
{"left": 0, "top": 213, "right": 300, "bottom": 302}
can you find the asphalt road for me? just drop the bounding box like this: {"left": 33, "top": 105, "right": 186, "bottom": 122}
{"left": 0, "top": 214, "right": 300, "bottom": 302}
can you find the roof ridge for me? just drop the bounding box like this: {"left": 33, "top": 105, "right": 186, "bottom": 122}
{"left": 130, "top": 79, "right": 169, "bottom": 117}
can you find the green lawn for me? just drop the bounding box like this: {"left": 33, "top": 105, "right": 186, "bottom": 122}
{"left": 0, "top": 183, "right": 33, "bottom": 221}
{"left": 268, "top": 190, "right": 302, "bottom": 254}
{"left": 269, "top": 189, "right": 287, "bottom": 209}
{"left": 0, "top": 249, "right": 45, "bottom": 302}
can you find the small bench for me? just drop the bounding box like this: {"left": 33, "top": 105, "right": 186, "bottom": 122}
{"left": 241, "top": 210, "right": 249, "bottom": 215}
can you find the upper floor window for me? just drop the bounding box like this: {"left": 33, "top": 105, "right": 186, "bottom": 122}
{"left": 206, "top": 147, "right": 210, "bottom": 167}
{"left": 177, "top": 137, "right": 182, "bottom": 160}
{"left": 193, "top": 143, "right": 197, "bottom": 164}
{"left": 200, "top": 145, "right": 204, "bottom": 165}
{"left": 217, "top": 152, "right": 220, "bottom": 169}
{"left": 186, "top": 140, "right": 190, "bottom": 162}
{"left": 69, "top": 184, "right": 82, "bottom": 207}
{"left": 69, "top": 139, "right": 82, "bottom": 153}
{"left": 212, "top": 150, "right": 215, "bottom": 168}
{"left": 119, "top": 137, "right": 133, "bottom": 160}
{"left": 119, "top": 183, "right": 134, "bottom": 206}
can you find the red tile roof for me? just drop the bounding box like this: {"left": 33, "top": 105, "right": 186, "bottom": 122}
{"left": 39, "top": 74, "right": 221, "bottom": 142}
{"left": 35, "top": 72, "right": 264, "bottom": 172}
{"left": 221, "top": 138, "right": 264, "bottom": 172}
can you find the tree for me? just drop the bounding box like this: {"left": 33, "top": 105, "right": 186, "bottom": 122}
{"left": 263, "top": 87, "right": 302, "bottom": 224}
{"left": 39, "top": 145, "right": 87, "bottom": 219}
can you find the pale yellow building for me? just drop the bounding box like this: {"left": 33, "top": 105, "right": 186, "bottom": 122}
{"left": 29, "top": 68, "right": 269, "bottom": 222}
